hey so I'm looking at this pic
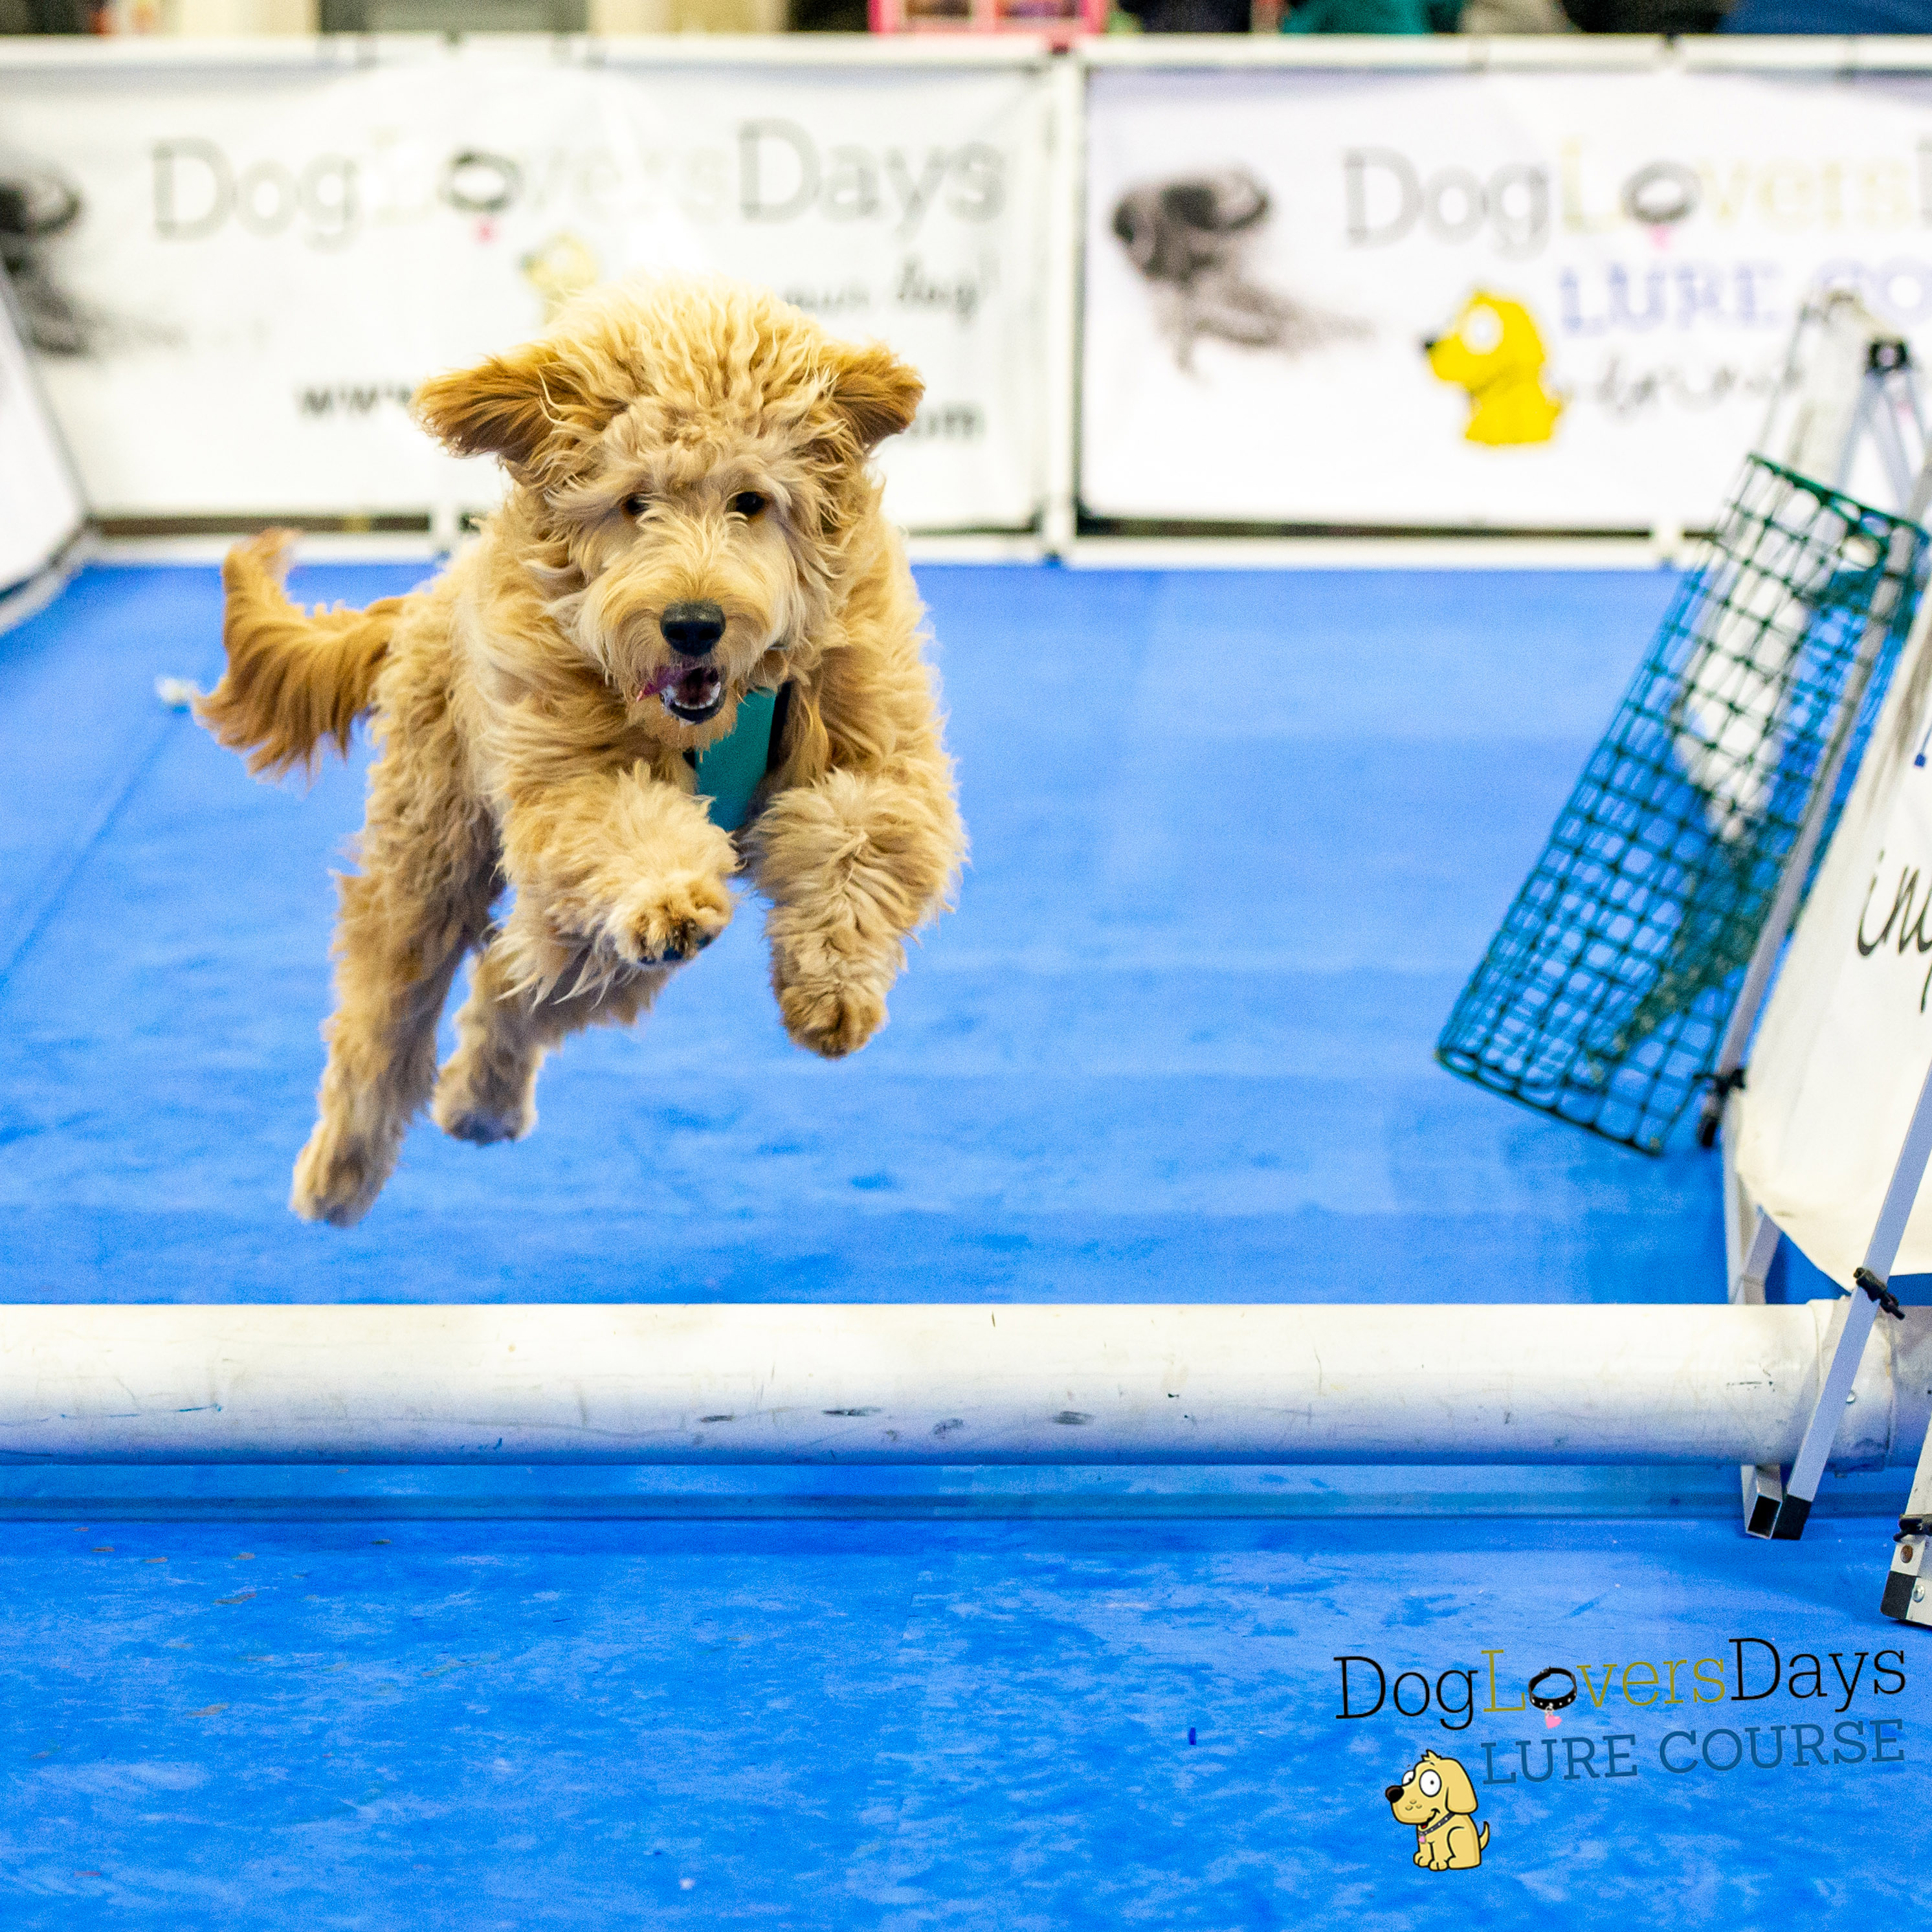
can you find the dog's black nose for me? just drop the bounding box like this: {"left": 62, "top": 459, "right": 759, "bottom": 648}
{"left": 1420, "top": 337, "right": 1440, "bottom": 353}
{"left": 1384, "top": 1785, "right": 1404, "bottom": 1803}
{"left": 661, "top": 601, "right": 726, "bottom": 657}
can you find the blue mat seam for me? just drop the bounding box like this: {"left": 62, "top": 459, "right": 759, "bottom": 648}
{"left": 0, "top": 709, "right": 184, "bottom": 989}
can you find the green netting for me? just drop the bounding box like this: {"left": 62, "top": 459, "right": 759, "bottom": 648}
{"left": 1436, "top": 455, "right": 1929, "bottom": 1154}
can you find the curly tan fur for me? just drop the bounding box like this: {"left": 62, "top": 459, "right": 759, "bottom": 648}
{"left": 203, "top": 275, "right": 965, "bottom": 1227}
{"left": 198, "top": 531, "right": 405, "bottom": 777}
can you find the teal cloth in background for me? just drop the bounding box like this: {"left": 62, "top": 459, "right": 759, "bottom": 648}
{"left": 696, "top": 686, "right": 777, "bottom": 834}
{"left": 1283, "top": 0, "right": 1459, "bottom": 27}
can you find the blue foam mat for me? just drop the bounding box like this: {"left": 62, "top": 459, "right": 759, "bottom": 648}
{"left": 0, "top": 1515, "right": 1918, "bottom": 1930}
{"left": 1, "top": 564, "right": 1922, "bottom": 1925}
{"left": 1, "top": 561, "right": 1731, "bottom": 1306}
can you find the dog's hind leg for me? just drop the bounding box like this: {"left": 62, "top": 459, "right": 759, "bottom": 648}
{"left": 292, "top": 863, "right": 492, "bottom": 1226}
{"left": 293, "top": 878, "right": 487, "bottom": 1227}
{"left": 291, "top": 686, "right": 495, "bottom": 1227}
{"left": 432, "top": 941, "right": 669, "bottom": 1147}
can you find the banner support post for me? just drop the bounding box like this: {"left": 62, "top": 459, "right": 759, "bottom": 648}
{"left": 1041, "top": 48, "right": 1083, "bottom": 558}
{"left": 1760, "top": 1055, "right": 1932, "bottom": 1540}
{"left": 1707, "top": 336, "right": 1932, "bottom": 1538}
{"left": 1707, "top": 515, "right": 1932, "bottom": 1531}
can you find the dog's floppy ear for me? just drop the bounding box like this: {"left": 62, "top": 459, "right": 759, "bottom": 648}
{"left": 414, "top": 341, "right": 601, "bottom": 478}
{"left": 828, "top": 340, "right": 924, "bottom": 451}
{"left": 1430, "top": 1754, "right": 1479, "bottom": 1816}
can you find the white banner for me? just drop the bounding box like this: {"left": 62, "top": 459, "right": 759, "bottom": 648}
{"left": 1083, "top": 63, "right": 1932, "bottom": 532}
{"left": 0, "top": 45, "right": 1051, "bottom": 532}
{"left": 1735, "top": 608, "right": 1932, "bottom": 1286}
{"left": 0, "top": 278, "right": 85, "bottom": 594}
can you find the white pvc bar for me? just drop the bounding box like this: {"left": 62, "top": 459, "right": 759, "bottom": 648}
{"left": 1, "top": 1302, "right": 1926, "bottom": 1467}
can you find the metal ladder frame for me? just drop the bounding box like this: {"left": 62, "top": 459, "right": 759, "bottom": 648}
{"left": 1695, "top": 310, "right": 1932, "bottom": 1584}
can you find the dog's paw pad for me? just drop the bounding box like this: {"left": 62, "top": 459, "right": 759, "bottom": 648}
{"left": 655, "top": 924, "right": 722, "bottom": 964}
{"left": 617, "top": 872, "right": 733, "bottom": 966}
{"left": 431, "top": 1058, "right": 538, "bottom": 1146}
{"left": 436, "top": 1103, "right": 533, "bottom": 1147}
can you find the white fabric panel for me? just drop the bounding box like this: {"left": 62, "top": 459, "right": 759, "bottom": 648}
{"left": 1735, "top": 604, "right": 1932, "bottom": 1285}
{"left": 1083, "top": 66, "right": 1932, "bottom": 531}
{"left": 0, "top": 45, "right": 1050, "bottom": 532}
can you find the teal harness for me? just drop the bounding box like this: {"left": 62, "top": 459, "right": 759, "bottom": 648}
{"left": 690, "top": 683, "right": 790, "bottom": 834}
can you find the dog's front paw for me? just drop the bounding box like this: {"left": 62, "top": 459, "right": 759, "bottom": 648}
{"left": 608, "top": 870, "right": 733, "bottom": 966}
{"left": 290, "top": 1116, "right": 392, "bottom": 1227}
{"left": 777, "top": 974, "right": 887, "bottom": 1059}
{"left": 768, "top": 920, "right": 901, "bottom": 1060}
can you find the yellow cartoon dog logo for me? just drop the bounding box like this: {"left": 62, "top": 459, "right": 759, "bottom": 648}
{"left": 1425, "top": 293, "right": 1562, "bottom": 446}
{"left": 1386, "top": 1750, "right": 1490, "bottom": 1871}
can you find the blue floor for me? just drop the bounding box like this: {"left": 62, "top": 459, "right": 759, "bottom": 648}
{"left": 0, "top": 1516, "right": 1918, "bottom": 1930}
{"left": 1, "top": 562, "right": 1918, "bottom": 1927}
{"left": 0, "top": 560, "right": 1722, "bottom": 1305}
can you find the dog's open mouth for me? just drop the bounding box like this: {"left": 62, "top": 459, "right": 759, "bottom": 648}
{"left": 651, "top": 664, "right": 726, "bottom": 724}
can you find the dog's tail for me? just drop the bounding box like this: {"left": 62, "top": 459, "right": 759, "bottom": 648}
{"left": 197, "top": 530, "right": 405, "bottom": 777}
{"left": 1476, "top": 1823, "right": 1490, "bottom": 1851}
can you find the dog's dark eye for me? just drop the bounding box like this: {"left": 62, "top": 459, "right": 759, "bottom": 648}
{"left": 622, "top": 493, "right": 651, "bottom": 520}
{"left": 730, "top": 492, "right": 768, "bottom": 520}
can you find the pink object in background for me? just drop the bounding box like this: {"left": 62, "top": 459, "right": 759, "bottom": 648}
{"left": 869, "top": 0, "right": 1108, "bottom": 47}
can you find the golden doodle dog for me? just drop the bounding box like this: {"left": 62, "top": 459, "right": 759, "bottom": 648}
{"left": 1385, "top": 1749, "right": 1490, "bottom": 1871}
{"left": 199, "top": 274, "right": 965, "bottom": 1227}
